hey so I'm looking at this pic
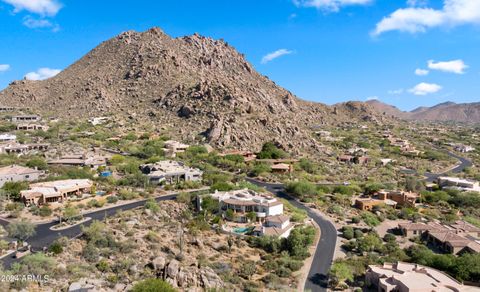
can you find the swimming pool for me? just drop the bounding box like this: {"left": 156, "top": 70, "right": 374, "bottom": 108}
{"left": 233, "top": 227, "right": 250, "bottom": 234}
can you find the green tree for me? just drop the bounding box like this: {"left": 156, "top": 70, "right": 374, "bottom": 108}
{"left": 357, "top": 233, "right": 383, "bottom": 253}
{"left": 62, "top": 205, "right": 80, "bottom": 223}
{"left": 251, "top": 163, "right": 272, "bottom": 177}
{"left": 329, "top": 262, "right": 354, "bottom": 287}
{"left": 286, "top": 181, "right": 318, "bottom": 198}
{"left": 246, "top": 211, "right": 257, "bottom": 222}
{"left": 257, "top": 142, "right": 288, "bottom": 159}
{"left": 1, "top": 181, "right": 29, "bottom": 201}
{"left": 201, "top": 195, "right": 219, "bottom": 215}
{"left": 7, "top": 220, "right": 36, "bottom": 243}
{"left": 26, "top": 157, "right": 48, "bottom": 170}
{"left": 225, "top": 209, "right": 235, "bottom": 221}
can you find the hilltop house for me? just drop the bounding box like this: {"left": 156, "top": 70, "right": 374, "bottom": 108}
{"left": 437, "top": 176, "right": 480, "bottom": 192}
{"left": 209, "top": 189, "right": 292, "bottom": 237}
{"left": 355, "top": 190, "right": 420, "bottom": 211}
{"left": 21, "top": 179, "right": 93, "bottom": 206}
{"left": 48, "top": 154, "right": 108, "bottom": 169}
{"left": 338, "top": 154, "right": 369, "bottom": 165}
{"left": 355, "top": 198, "right": 397, "bottom": 211}
{"left": 0, "top": 106, "right": 15, "bottom": 112}
{"left": 377, "top": 190, "right": 419, "bottom": 207}
{"left": 11, "top": 115, "right": 41, "bottom": 123}
{"left": 399, "top": 220, "right": 480, "bottom": 255}
{"left": 210, "top": 189, "right": 284, "bottom": 222}
{"left": 16, "top": 124, "right": 49, "bottom": 131}
{"left": 219, "top": 150, "right": 257, "bottom": 162}
{"left": 0, "top": 142, "right": 49, "bottom": 155}
{"left": 253, "top": 215, "right": 294, "bottom": 238}
{"left": 0, "top": 134, "right": 16, "bottom": 142}
{"left": 454, "top": 144, "right": 475, "bottom": 153}
{"left": 163, "top": 140, "right": 189, "bottom": 158}
{"left": 88, "top": 117, "right": 109, "bottom": 125}
{"left": 140, "top": 160, "right": 202, "bottom": 185}
{"left": 366, "top": 262, "right": 479, "bottom": 292}
{"left": 0, "top": 165, "right": 45, "bottom": 188}
{"left": 256, "top": 159, "right": 298, "bottom": 172}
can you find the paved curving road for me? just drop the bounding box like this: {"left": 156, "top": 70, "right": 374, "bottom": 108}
{"left": 424, "top": 150, "right": 473, "bottom": 182}
{"left": 246, "top": 178, "right": 337, "bottom": 292}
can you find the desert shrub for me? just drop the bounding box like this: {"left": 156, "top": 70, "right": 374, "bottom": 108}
{"left": 96, "top": 259, "right": 110, "bottom": 272}
{"left": 38, "top": 205, "right": 53, "bottom": 217}
{"left": 106, "top": 196, "right": 119, "bottom": 204}
{"left": 82, "top": 243, "right": 99, "bottom": 262}
{"left": 342, "top": 226, "right": 354, "bottom": 240}
{"left": 48, "top": 242, "right": 63, "bottom": 255}
{"left": 131, "top": 278, "right": 176, "bottom": 292}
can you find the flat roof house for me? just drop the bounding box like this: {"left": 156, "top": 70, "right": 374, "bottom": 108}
{"left": 377, "top": 190, "right": 420, "bottom": 207}
{"left": 16, "top": 124, "right": 49, "bottom": 131}
{"left": 0, "top": 165, "right": 45, "bottom": 188}
{"left": 88, "top": 117, "right": 109, "bottom": 125}
{"left": 398, "top": 221, "right": 448, "bottom": 239}
{"left": 48, "top": 154, "right": 108, "bottom": 169}
{"left": 437, "top": 176, "right": 480, "bottom": 192}
{"left": 454, "top": 144, "right": 475, "bottom": 153}
{"left": 210, "top": 189, "right": 284, "bottom": 223}
{"left": 219, "top": 150, "right": 257, "bottom": 162}
{"left": 259, "top": 215, "right": 294, "bottom": 238}
{"left": 355, "top": 198, "right": 397, "bottom": 211}
{"left": 366, "top": 262, "right": 480, "bottom": 292}
{"left": 0, "top": 134, "right": 16, "bottom": 142}
{"left": 21, "top": 179, "right": 93, "bottom": 206}
{"left": 163, "top": 140, "right": 189, "bottom": 158}
{"left": 11, "top": 115, "right": 41, "bottom": 123}
{"left": 271, "top": 163, "right": 293, "bottom": 173}
{"left": 0, "top": 142, "right": 49, "bottom": 155}
{"left": 399, "top": 220, "right": 480, "bottom": 255}
{"left": 140, "top": 160, "right": 202, "bottom": 185}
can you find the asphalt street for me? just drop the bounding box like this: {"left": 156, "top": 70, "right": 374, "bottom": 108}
{"left": 246, "top": 178, "right": 337, "bottom": 292}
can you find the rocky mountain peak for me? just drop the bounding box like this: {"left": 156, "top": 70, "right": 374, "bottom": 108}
{"left": 0, "top": 27, "right": 383, "bottom": 152}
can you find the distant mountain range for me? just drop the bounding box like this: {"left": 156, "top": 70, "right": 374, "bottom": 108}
{"left": 366, "top": 100, "right": 480, "bottom": 123}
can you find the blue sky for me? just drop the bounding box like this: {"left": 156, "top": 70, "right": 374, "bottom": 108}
{"left": 0, "top": 0, "right": 479, "bottom": 111}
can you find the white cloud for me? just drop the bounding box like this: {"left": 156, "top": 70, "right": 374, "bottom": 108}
{"left": 415, "top": 68, "right": 429, "bottom": 76}
{"left": 2, "top": 0, "right": 62, "bottom": 16}
{"left": 407, "top": 0, "right": 429, "bottom": 7}
{"left": 388, "top": 89, "right": 404, "bottom": 95}
{"left": 372, "top": 0, "right": 480, "bottom": 36}
{"left": 23, "top": 15, "right": 51, "bottom": 27}
{"left": 0, "top": 64, "right": 10, "bottom": 72}
{"left": 25, "top": 67, "right": 61, "bottom": 80}
{"left": 427, "top": 59, "right": 468, "bottom": 74}
{"left": 293, "top": 0, "right": 372, "bottom": 12}
{"left": 366, "top": 96, "right": 379, "bottom": 101}
{"left": 409, "top": 82, "right": 442, "bottom": 95}
{"left": 261, "top": 49, "right": 293, "bottom": 64}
